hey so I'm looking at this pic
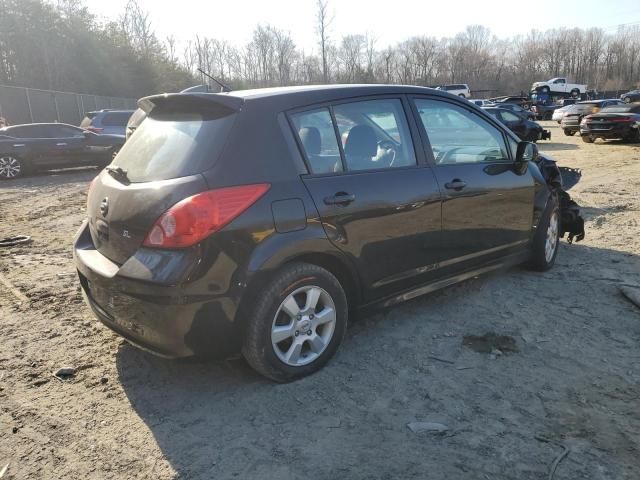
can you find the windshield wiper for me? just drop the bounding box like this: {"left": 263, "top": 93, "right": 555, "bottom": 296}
{"left": 105, "top": 165, "right": 129, "bottom": 183}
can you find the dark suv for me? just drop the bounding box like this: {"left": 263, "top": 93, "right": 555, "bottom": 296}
{"left": 74, "top": 85, "right": 582, "bottom": 382}
{"left": 80, "top": 110, "right": 134, "bottom": 137}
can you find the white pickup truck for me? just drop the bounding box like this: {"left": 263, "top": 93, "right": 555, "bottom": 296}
{"left": 531, "top": 78, "right": 588, "bottom": 96}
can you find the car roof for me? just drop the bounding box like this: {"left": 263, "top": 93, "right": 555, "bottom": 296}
{"left": 221, "top": 84, "right": 461, "bottom": 108}
{"left": 141, "top": 84, "right": 468, "bottom": 113}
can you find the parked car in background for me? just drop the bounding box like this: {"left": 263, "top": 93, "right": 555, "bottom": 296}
{"left": 532, "top": 98, "right": 577, "bottom": 120}
{"left": 483, "top": 107, "right": 551, "bottom": 142}
{"left": 580, "top": 104, "right": 640, "bottom": 143}
{"left": 74, "top": 85, "right": 585, "bottom": 381}
{"left": 531, "top": 78, "right": 587, "bottom": 96}
{"left": 492, "top": 96, "right": 532, "bottom": 110}
{"left": 551, "top": 101, "right": 580, "bottom": 123}
{"left": 493, "top": 102, "right": 536, "bottom": 120}
{"left": 469, "top": 99, "right": 495, "bottom": 107}
{"left": 0, "top": 123, "right": 124, "bottom": 179}
{"left": 80, "top": 110, "right": 134, "bottom": 137}
{"left": 560, "top": 99, "right": 625, "bottom": 136}
{"left": 620, "top": 89, "right": 640, "bottom": 103}
{"left": 436, "top": 84, "right": 471, "bottom": 98}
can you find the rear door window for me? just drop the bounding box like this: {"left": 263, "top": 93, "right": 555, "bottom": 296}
{"left": 113, "top": 111, "right": 236, "bottom": 183}
{"left": 290, "top": 108, "right": 342, "bottom": 174}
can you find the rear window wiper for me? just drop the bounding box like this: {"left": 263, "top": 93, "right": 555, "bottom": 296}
{"left": 105, "top": 165, "right": 129, "bottom": 183}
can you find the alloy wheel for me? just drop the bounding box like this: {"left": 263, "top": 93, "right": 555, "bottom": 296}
{"left": 0, "top": 156, "right": 21, "bottom": 179}
{"left": 545, "top": 211, "right": 559, "bottom": 263}
{"left": 271, "top": 286, "right": 337, "bottom": 367}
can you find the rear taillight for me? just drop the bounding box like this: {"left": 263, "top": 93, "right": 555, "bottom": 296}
{"left": 86, "top": 126, "right": 103, "bottom": 133}
{"left": 609, "top": 116, "right": 632, "bottom": 123}
{"left": 143, "top": 184, "right": 270, "bottom": 249}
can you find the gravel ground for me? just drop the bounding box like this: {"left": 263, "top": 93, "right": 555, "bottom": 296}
{"left": 1, "top": 122, "right": 639, "bottom": 479}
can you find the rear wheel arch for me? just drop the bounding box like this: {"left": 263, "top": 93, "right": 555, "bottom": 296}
{"left": 283, "top": 252, "right": 361, "bottom": 310}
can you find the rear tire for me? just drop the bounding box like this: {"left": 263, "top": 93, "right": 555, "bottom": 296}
{"left": 529, "top": 195, "right": 560, "bottom": 272}
{"left": 0, "top": 155, "right": 27, "bottom": 179}
{"left": 571, "top": 89, "right": 580, "bottom": 97}
{"left": 242, "top": 263, "right": 348, "bottom": 382}
{"left": 624, "top": 97, "right": 631, "bottom": 103}
{"left": 563, "top": 129, "right": 576, "bottom": 136}
{"left": 582, "top": 135, "right": 594, "bottom": 143}
{"left": 458, "top": 93, "right": 466, "bottom": 98}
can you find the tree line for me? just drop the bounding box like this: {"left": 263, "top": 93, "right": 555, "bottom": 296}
{"left": 1, "top": 0, "right": 638, "bottom": 99}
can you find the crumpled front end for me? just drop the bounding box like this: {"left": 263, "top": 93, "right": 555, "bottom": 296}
{"left": 535, "top": 154, "right": 585, "bottom": 244}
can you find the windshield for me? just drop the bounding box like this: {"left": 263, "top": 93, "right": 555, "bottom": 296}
{"left": 113, "top": 112, "right": 236, "bottom": 182}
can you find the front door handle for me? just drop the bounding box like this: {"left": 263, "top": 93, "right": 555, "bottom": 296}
{"left": 56, "top": 142, "right": 68, "bottom": 146}
{"left": 444, "top": 179, "right": 467, "bottom": 191}
{"left": 324, "top": 192, "right": 355, "bottom": 205}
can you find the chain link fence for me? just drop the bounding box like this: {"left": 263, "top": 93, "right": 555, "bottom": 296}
{"left": 0, "top": 85, "right": 138, "bottom": 126}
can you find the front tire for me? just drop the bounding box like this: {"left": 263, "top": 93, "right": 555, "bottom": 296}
{"left": 0, "top": 155, "right": 26, "bottom": 179}
{"left": 563, "top": 129, "right": 576, "bottom": 136}
{"left": 242, "top": 263, "right": 348, "bottom": 382}
{"left": 529, "top": 196, "right": 560, "bottom": 271}
{"left": 582, "top": 135, "right": 594, "bottom": 143}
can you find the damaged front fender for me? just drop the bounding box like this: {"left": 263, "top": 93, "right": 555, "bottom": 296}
{"left": 535, "top": 154, "right": 585, "bottom": 244}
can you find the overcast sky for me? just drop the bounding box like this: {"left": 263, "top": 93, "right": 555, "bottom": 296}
{"left": 85, "top": 0, "right": 640, "bottom": 53}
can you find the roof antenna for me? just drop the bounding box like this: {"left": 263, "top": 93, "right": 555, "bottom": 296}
{"left": 198, "top": 68, "right": 232, "bottom": 93}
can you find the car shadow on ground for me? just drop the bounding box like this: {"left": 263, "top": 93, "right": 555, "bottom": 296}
{"left": 538, "top": 142, "right": 579, "bottom": 151}
{"left": 115, "top": 241, "right": 640, "bottom": 479}
{"left": 0, "top": 167, "right": 100, "bottom": 189}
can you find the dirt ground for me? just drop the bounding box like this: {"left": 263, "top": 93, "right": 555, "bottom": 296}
{"left": 1, "top": 121, "right": 639, "bottom": 479}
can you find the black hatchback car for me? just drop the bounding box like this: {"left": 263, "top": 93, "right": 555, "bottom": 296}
{"left": 74, "top": 85, "right": 582, "bottom": 381}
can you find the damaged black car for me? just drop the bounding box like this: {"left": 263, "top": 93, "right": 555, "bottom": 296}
{"left": 74, "top": 85, "right": 583, "bottom": 382}
{"left": 483, "top": 107, "right": 551, "bottom": 142}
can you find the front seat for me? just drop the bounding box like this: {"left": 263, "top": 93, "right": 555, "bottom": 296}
{"left": 344, "top": 125, "right": 377, "bottom": 171}
{"left": 298, "top": 127, "right": 335, "bottom": 174}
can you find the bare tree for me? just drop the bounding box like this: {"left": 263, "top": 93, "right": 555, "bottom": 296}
{"left": 316, "top": 0, "right": 333, "bottom": 83}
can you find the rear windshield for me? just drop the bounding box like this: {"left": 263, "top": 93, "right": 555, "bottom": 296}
{"left": 112, "top": 112, "right": 236, "bottom": 183}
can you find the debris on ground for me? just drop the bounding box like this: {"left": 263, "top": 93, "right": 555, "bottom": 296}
{"left": 535, "top": 435, "right": 571, "bottom": 480}
{"left": 462, "top": 333, "right": 518, "bottom": 354}
{"left": 54, "top": 367, "right": 76, "bottom": 379}
{"left": 407, "top": 422, "right": 449, "bottom": 434}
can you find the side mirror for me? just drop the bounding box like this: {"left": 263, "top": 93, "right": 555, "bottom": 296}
{"left": 516, "top": 141, "right": 538, "bottom": 163}
{"left": 515, "top": 141, "right": 537, "bottom": 174}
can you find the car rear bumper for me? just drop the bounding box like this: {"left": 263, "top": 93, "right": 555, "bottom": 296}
{"left": 561, "top": 122, "right": 580, "bottom": 132}
{"left": 73, "top": 220, "right": 245, "bottom": 358}
{"left": 580, "top": 123, "right": 638, "bottom": 139}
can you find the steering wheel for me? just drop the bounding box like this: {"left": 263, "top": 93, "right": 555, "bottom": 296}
{"left": 376, "top": 140, "right": 397, "bottom": 166}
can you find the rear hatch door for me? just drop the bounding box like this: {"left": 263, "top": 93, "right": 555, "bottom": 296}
{"left": 87, "top": 93, "right": 243, "bottom": 265}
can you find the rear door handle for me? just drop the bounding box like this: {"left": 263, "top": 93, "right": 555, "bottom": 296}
{"left": 444, "top": 179, "right": 467, "bottom": 191}
{"left": 324, "top": 192, "right": 355, "bottom": 205}
{"left": 56, "top": 142, "right": 68, "bottom": 146}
